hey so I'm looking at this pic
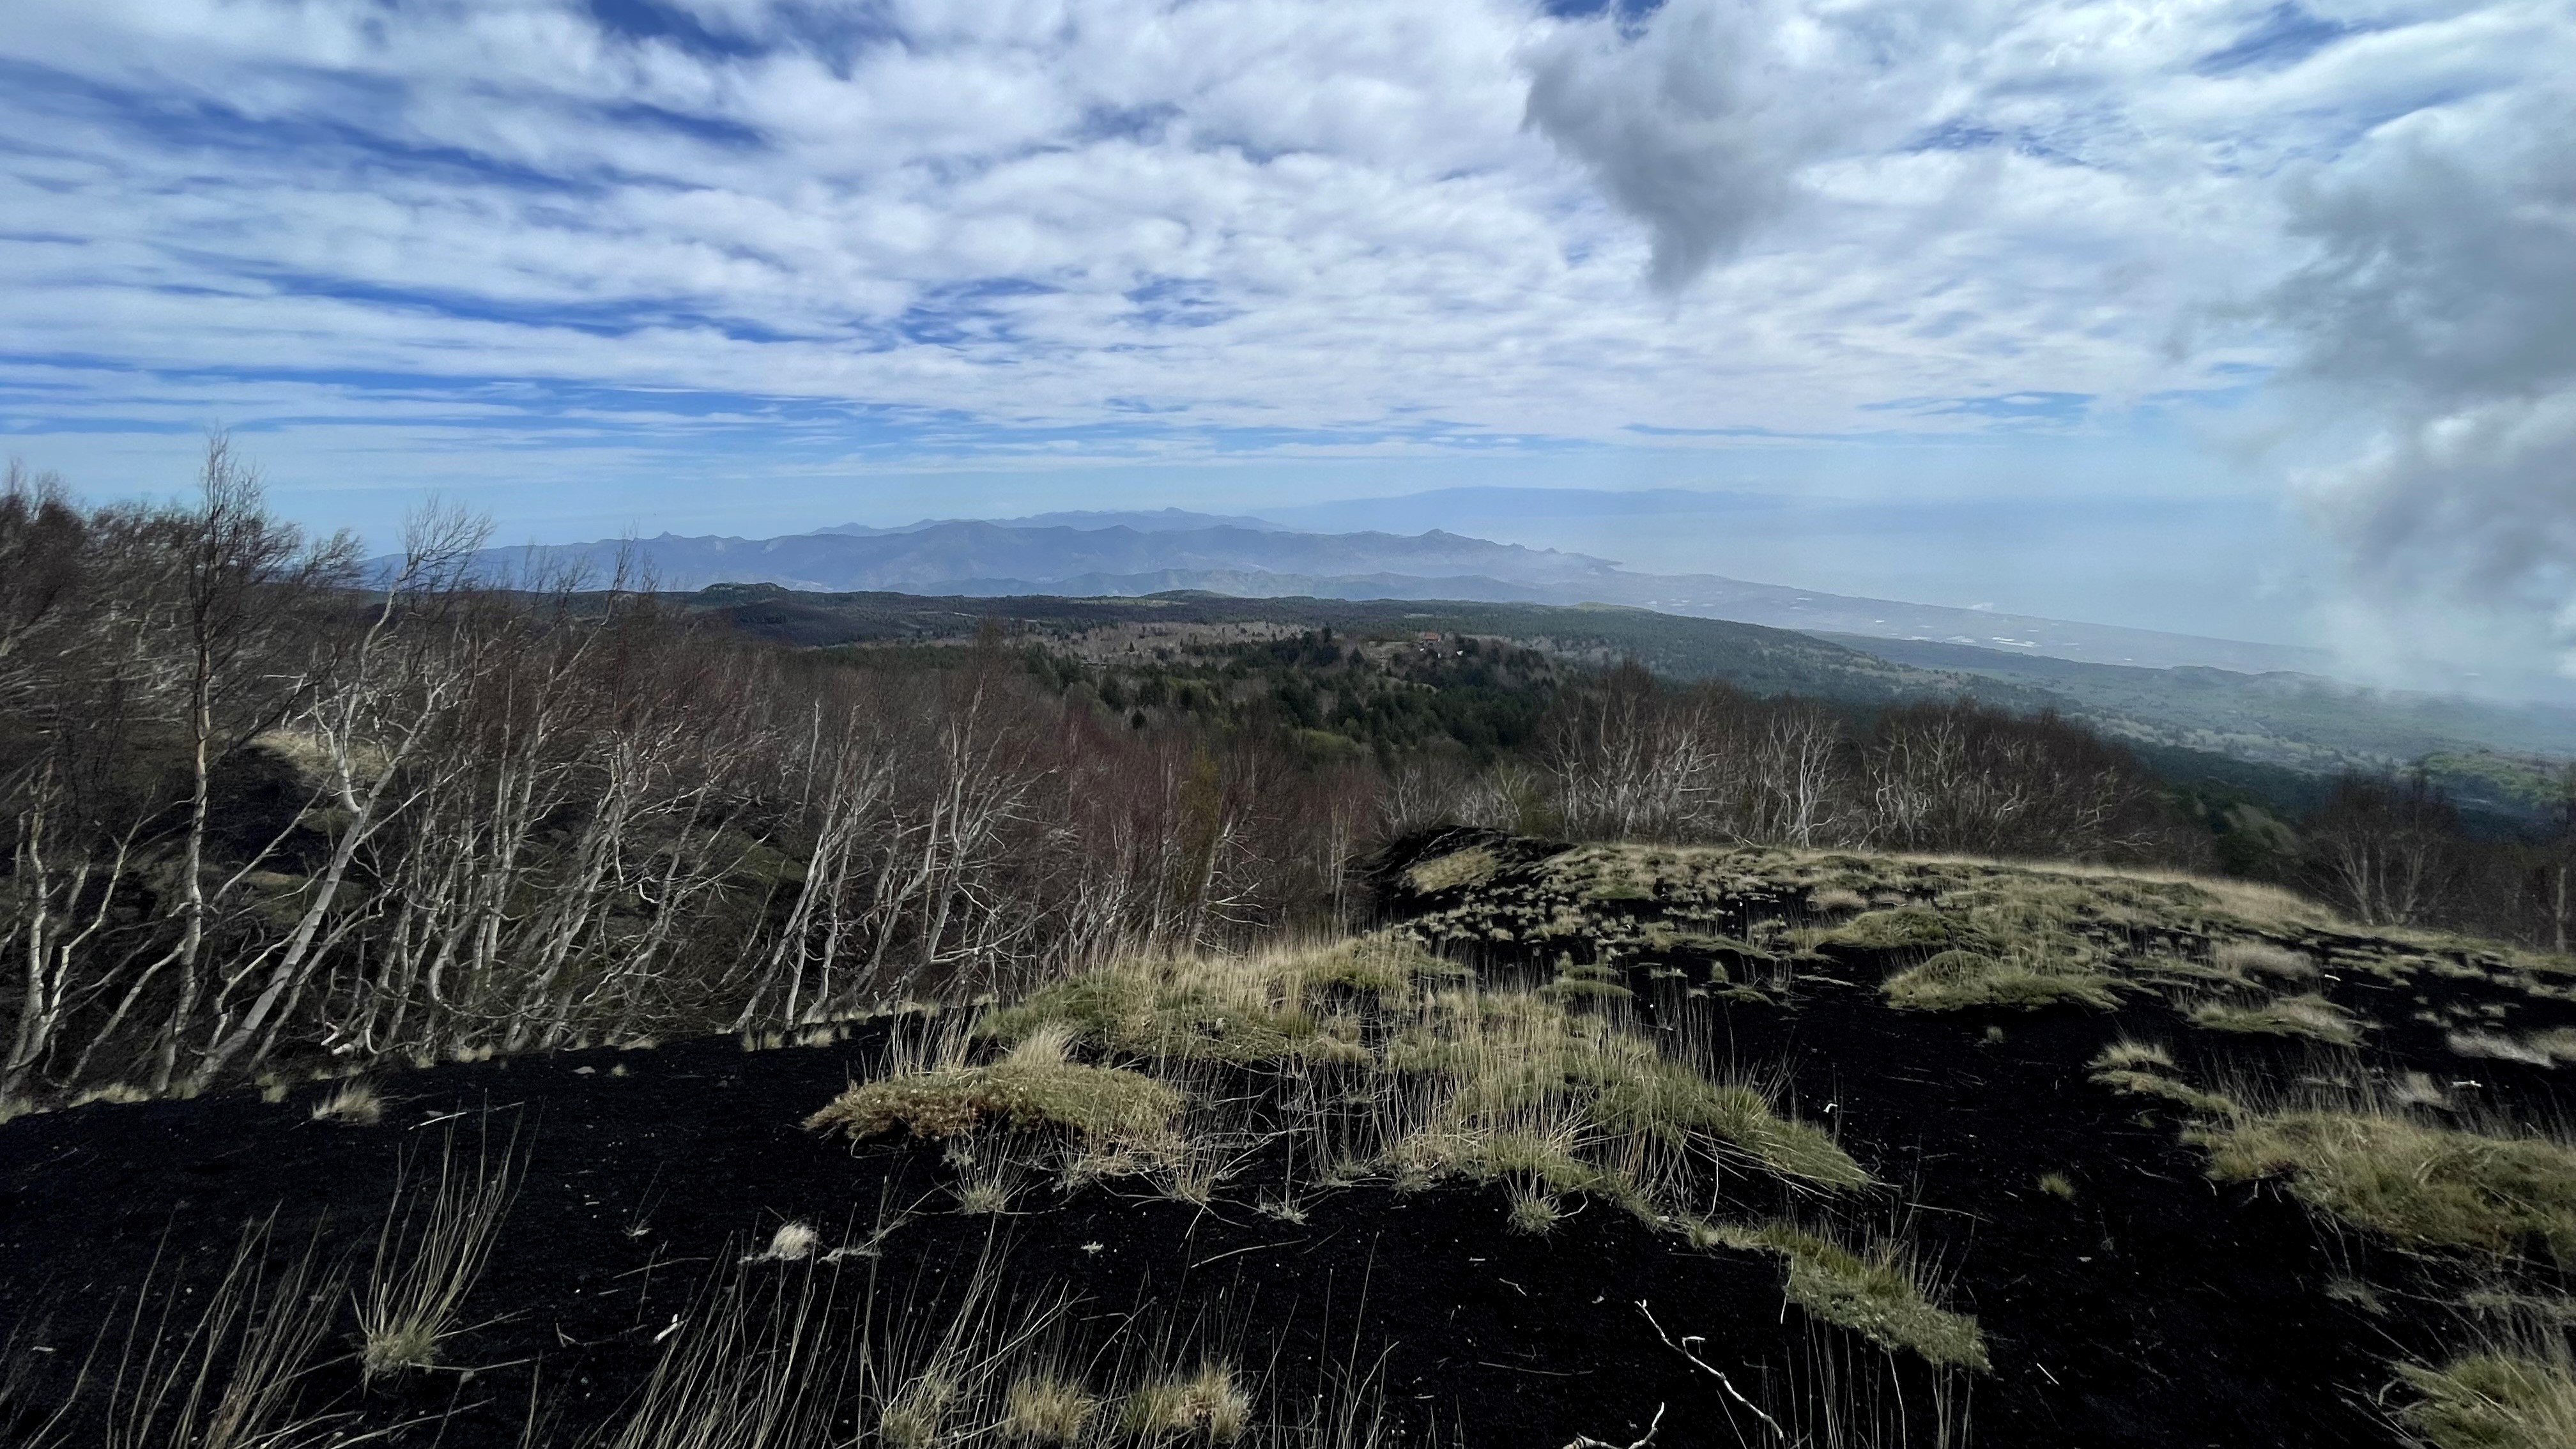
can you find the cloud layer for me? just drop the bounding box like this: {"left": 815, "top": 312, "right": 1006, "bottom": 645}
{"left": 0, "top": 0, "right": 2569, "bottom": 680}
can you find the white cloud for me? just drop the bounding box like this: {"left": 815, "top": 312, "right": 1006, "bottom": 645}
{"left": 0, "top": 0, "right": 2569, "bottom": 680}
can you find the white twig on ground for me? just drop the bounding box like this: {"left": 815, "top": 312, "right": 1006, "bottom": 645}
{"left": 1637, "top": 1300, "right": 1787, "bottom": 1440}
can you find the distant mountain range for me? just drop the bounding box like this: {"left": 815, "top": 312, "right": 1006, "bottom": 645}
{"left": 444, "top": 513, "right": 2329, "bottom": 675}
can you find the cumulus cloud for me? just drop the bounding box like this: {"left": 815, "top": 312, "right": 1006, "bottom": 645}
{"left": 2262, "top": 75, "right": 2576, "bottom": 680}
{"left": 1, "top": 0, "right": 2572, "bottom": 682}
{"left": 1521, "top": 0, "right": 1884, "bottom": 290}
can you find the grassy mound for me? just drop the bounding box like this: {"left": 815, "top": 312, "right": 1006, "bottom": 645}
{"left": 2188, "top": 993, "right": 2363, "bottom": 1046}
{"left": 1884, "top": 949, "right": 2120, "bottom": 1011}
{"left": 1690, "top": 1220, "right": 1989, "bottom": 1370}
{"left": 2194, "top": 1111, "right": 2576, "bottom": 1262}
{"left": 2401, "top": 1347, "right": 2576, "bottom": 1449}
{"left": 806, "top": 1039, "right": 1183, "bottom": 1147}
{"left": 979, "top": 937, "right": 1445, "bottom": 1064}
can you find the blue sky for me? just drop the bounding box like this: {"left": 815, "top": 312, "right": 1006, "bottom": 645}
{"left": 3, "top": 0, "right": 2571, "bottom": 685}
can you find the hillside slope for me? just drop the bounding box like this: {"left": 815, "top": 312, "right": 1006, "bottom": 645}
{"left": 8, "top": 841, "right": 2573, "bottom": 1448}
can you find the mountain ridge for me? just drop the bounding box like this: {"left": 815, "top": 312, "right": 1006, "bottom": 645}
{"left": 427, "top": 516, "right": 2334, "bottom": 676}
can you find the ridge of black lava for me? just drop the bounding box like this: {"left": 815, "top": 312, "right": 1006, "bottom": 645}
{"left": 6, "top": 844, "right": 2573, "bottom": 1447}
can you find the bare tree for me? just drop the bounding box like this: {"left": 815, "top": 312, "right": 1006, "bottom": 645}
{"left": 2305, "top": 772, "right": 2461, "bottom": 927}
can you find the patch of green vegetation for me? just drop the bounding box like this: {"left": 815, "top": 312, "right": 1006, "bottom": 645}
{"left": 1883, "top": 949, "right": 2120, "bottom": 1012}
{"left": 1536, "top": 961, "right": 1635, "bottom": 1004}
{"left": 1386, "top": 990, "right": 1868, "bottom": 1192}
{"left": 979, "top": 938, "right": 1441, "bottom": 1064}
{"left": 805, "top": 1054, "right": 1182, "bottom": 1146}
{"left": 2193, "top": 1111, "right": 2576, "bottom": 1262}
{"left": 2087, "top": 1043, "right": 2244, "bottom": 1118}
{"left": 1690, "top": 1220, "right": 1989, "bottom": 1370}
{"left": 2400, "top": 1347, "right": 2576, "bottom": 1449}
{"left": 2189, "top": 993, "right": 2362, "bottom": 1046}
{"left": 1405, "top": 846, "right": 1499, "bottom": 895}
{"left": 1821, "top": 906, "right": 1963, "bottom": 951}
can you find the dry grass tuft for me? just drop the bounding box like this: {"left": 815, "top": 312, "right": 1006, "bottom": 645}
{"left": 1823, "top": 907, "right": 1961, "bottom": 952}
{"left": 2193, "top": 1110, "right": 2576, "bottom": 1262}
{"left": 751, "top": 1221, "right": 818, "bottom": 1262}
{"left": 1404, "top": 846, "right": 1499, "bottom": 895}
{"left": 357, "top": 1118, "right": 522, "bottom": 1381}
{"left": 1122, "top": 1362, "right": 1252, "bottom": 1443}
{"left": 1383, "top": 985, "right": 1867, "bottom": 1194}
{"left": 978, "top": 938, "right": 1438, "bottom": 1065}
{"left": 309, "top": 1079, "right": 382, "bottom": 1126}
{"left": 2214, "top": 939, "right": 2319, "bottom": 979}
{"left": 2087, "top": 1043, "right": 2242, "bottom": 1118}
{"left": 2189, "top": 993, "right": 2363, "bottom": 1047}
{"left": 1506, "top": 1182, "right": 1563, "bottom": 1235}
{"left": 2400, "top": 1337, "right": 2576, "bottom": 1449}
{"left": 1003, "top": 1373, "right": 1099, "bottom": 1443}
{"left": 2095, "top": 1039, "right": 2175, "bottom": 1072}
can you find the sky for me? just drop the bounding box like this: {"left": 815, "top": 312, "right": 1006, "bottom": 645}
{"left": 2, "top": 0, "right": 2571, "bottom": 689}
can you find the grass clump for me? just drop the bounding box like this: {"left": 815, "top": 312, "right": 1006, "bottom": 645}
{"left": 1823, "top": 907, "right": 1963, "bottom": 952}
{"left": 2087, "top": 1042, "right": 2242, "bottom": 1118}
{"left": 1122, "top": 1362, "right": 1251, "bottom": 1443}
{"left": 358, "top": 1120, "right": 521, "bottom": 1381}
{"left": 310, "top": 1079, "right": 382, "bottom": 1126}
{"left": 806, "top": 1032, "right": 1183, "bottom": 1148}
{"left": 1387, "top": 988, "right": 1867, "bottom": 1193}
{"left": 1884, "top": 949, "right": 2119, "bottom": 1012}
{"left": 979, "top": 938, "right": 1438, "bottom": 1064}
{"left": 2214, "top": 939, "right": 2318, "bottom": 979}
{"left": 1405, "top": 845, "right": 1499, "bottom": 894}
{"left": 1003, "top": 1373, "right": 1100, "bottom": 1443}
{"left": 2193, "top": 1110, "right": 2576, "bottom": 1262}
{"left": 1695, "top": 1221, "right": 1988, "bottom": 1370}
{"left": 1506, "top": 1182, "right": 1563, "bottom": 1235}
{"left": 2400, "top": 1344, "right": 2576, "bottom": 1449}
{"left": 2189, "top": 993, "right": 2362, "bottom": 1046}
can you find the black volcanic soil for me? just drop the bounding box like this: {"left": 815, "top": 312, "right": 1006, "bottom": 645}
{"left": 5, "top": 840, "right": 2573, "bottom": 1447}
